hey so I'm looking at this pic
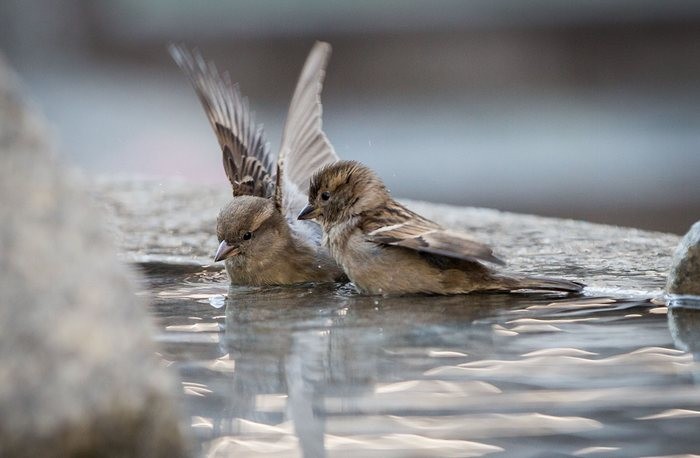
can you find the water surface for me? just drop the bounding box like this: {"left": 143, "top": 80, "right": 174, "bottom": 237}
{"left": 142, "top": 263, "right": 700, "bottom": 457}
{"left": 104, "top": 180, "right": 696, "bottom": 456}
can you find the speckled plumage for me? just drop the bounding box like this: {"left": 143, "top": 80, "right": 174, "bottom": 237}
{"left": 300, "top": 161, "right": 584, "bottom": 295}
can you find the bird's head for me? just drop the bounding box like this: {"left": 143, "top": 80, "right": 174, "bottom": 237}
{"left": 214, "top": 196, "right": 286, "bottom": 263}
{"left": 298, "top": 160, "right": 390, "bottom": 226}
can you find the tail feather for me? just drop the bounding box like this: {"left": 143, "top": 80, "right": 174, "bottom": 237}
{"left": 498, "top": 275, "right": 585, "bottom": 293}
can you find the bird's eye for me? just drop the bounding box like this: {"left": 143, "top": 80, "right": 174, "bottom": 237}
{"left": 321, "top": 191, "right": 331, "bottom": 201}
{"left": 243, "top": 231, "right": 252, "bottom": 240}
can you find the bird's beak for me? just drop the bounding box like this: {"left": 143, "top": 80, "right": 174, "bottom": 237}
{"left": 297, "top": 204, "right": 319, "bottom": 221}
{"left": 214, "top": 240, "right": 240, "bottom": 262}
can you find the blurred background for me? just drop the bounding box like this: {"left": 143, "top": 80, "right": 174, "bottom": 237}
{"left": 1, "top": 0, "right": 699, "bottom": 234}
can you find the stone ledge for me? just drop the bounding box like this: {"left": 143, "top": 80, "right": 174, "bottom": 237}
{"left": 94, "top": 177, "right": 679, "bottom": 296}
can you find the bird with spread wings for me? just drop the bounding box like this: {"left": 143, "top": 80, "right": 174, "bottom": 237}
{"left": 169, "top": 42, "right": 345, "bottom": 285}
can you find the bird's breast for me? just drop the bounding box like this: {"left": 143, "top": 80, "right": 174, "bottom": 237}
{"left": 325, "top": 219, "right": 361, "bottom": 261}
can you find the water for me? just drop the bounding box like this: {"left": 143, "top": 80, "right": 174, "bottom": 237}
{"left": 97, "top": 179, "right": 697, "bottom": 456}
{"left": 142, "top": 263, "right": 700, "bottom": 457}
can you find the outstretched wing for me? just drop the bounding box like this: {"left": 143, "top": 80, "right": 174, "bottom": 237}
{"left": 276, "top": 41, "right": 339, "bottom": 216}
{"left": 169, "top": 44, "right": 275, "bottom": 198}
{"left": 363, "top": 203, "right": 505, "bottom": 266}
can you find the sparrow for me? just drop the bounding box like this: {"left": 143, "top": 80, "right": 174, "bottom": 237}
{"left": 298, "top": 160, "right": 584, "bottom": 295}
{"left": 169, "top": 42, "right": 345, "bottom": 285}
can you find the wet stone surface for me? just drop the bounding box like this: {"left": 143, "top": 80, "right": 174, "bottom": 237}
{"left": 96, "top": 178, "right": 700, "bottom": 457}
{"left": 96, "top": 179, "right": 678, "bottom": 296}
{"left": 667, "top": 221, "right": 700, "bottom": 296}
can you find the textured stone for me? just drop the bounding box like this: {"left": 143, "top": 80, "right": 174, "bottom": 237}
{"left": 666, "top": 221, "right": 700, "bottom": 296}
{"left": 97, "top": 180, "right": 679, "bottom": 296}
{"left": 0, "top": 55, "right": 189, "bottom": 457}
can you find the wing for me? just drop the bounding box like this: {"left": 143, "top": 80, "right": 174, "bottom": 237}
{"left": 363, "top": 203, "right": 505, "bottom": 266}
{"left": 169, "top": 44, "right": 275, "bottom": 198}
{"left": 276, "top": 41, "right": 340, "bottom": 216}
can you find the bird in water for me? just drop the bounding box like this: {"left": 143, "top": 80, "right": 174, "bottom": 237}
{"left": 299, "top": 160, "right": 584, "bottom": 295}
{"left": 170, "top": 42, "right": 345, "bottom": 285}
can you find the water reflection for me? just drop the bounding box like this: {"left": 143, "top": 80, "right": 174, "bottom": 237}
{"left": 668, "top": 297, "right": 700, "bottom": 390}
{"left": 215, "top": 286, "right": 522, "bottom": 457}
{"left": 668, "top": 297, "right": 700, "bottom": 354}
{"left": 147, "top": 267, "right": 700, "bottom": 457}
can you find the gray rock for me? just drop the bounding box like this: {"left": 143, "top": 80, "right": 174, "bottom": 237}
{"left": 97, "top": 181, "right": 680, "bottom": 296}
{"left": 0, "top": 55, "right": 189, "bottom": 456}
{"left": 666, "top": 221, "right": 700, "bottom": 296}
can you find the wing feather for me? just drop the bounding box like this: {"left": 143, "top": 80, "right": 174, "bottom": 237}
{"left": 169, "top": 44, "right": 275, "bottom": 198}
{"left": 363, "top": 203, "right": 505, "bottom": 266}
{"left": 276, "top": 41, "right": 339, "bottom": 216}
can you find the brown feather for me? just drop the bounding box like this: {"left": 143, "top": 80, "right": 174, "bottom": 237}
{"left": 276, "top": 41, "right": 339, "bottom": 212}
{"left": 169, "top": 44, "right": 275, "bottom": 198}
{"left": 362, "top": 202, "right": 505, "bottom": 266}
{"left": 171, "top": 42, "right": 339, "bottom": 217}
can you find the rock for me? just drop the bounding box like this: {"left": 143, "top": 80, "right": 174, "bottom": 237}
{"left": 666, "top": 221, "right": 700, "bottom": 296}
{"left": 98, "top": 181, "right": 680, "bottom": 296}
{"left": 0, "top": 55, "right": 189, "bottom": 456}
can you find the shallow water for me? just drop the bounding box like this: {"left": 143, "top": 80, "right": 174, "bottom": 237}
{"left": 142, "top": 262, "right": 700, "bottom": 458}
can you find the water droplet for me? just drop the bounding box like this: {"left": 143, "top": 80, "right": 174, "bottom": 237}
{"left": 208, "top": 294, "right": 225, "bottom": 309}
